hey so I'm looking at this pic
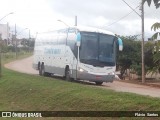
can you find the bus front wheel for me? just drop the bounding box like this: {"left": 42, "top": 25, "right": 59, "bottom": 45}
{"left": 95, "top": 82, "right": 103, "bottom": 85}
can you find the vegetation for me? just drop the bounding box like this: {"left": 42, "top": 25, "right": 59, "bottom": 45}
{"left": 1, "top": 65, "right": 160, "bottom": 115}
{"left": 143, "top": 0, "right": 160, "bottom": 8}
{"left": 117, "top": 0, "right": 160, "bottom": 78}
{"left": 117, "top": 36, "right": 140, "bottom": 78}
{"left": 0, "top": 37, "right": 35, "bottom": 53}
{"left": 117, "top": 36, "right": 156, "bottom": 79}
{"left": 151, "top": 22, "right": 160, "bottom": 40}
{"left": 143, "top": 0, "right": 160, "bottom": 74}
{"left": 2, "top": 68, "right": 160, "bottom": 110}
{"left": 0, "top": 53, "right": 160, "bottom": 120}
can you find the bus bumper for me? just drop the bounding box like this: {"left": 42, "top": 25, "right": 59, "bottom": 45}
{"left": 77, "top": 71, "right": 115, "bottom": 83}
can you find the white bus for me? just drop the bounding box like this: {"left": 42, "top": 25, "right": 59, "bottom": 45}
{"left": 33, "top": 26, "right": 123, "bottom": 85}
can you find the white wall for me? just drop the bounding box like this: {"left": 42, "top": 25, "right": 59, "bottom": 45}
{"left": 0, "top": 23, "right": 11, "bottom": 40}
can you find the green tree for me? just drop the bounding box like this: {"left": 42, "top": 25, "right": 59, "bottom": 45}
{"left": 143, "top": 0, "right": 160, "bottom": 39}
{"left": 143, "top": 0, "right": 160, "bottom": 8}
{"left": 143, "top": 0, "right": 160, "bottom": 40}
{"left": 152, "top": 41, "right": 160, "bottom": 73}
{"left": 144, "top": 42, "right": 155, "bottom": 73}
{"left": 117, "top": 36, "right": 156, "bottom": 79}
{"left": 151, "top": 22, "right": 160, "bottom": 40}
{"left": 143, "top": 0, "right": 160, "bottom": 73}
{"left": 151, "top": 23, "right": 160, "bottom": 73}
{"left": 117, "top": 36, "right": 141, "bottom": 79}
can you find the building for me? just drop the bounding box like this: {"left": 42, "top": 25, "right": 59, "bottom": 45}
{"left": 0, "top": 23, "right": 12, "bottom": 45}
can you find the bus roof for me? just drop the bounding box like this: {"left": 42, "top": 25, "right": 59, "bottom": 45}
{"left": 73, "top": 26, "right": 115, "bottom": 36}
{"left": 37, "top": 26, "right": 115, "bottom": 36}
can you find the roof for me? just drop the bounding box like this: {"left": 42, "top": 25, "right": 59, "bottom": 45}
{"left": 72, "top": 26, "right": 115, "bottom": 36}
{"left": 37, "top": 26, "right": 115, "bottom": 36}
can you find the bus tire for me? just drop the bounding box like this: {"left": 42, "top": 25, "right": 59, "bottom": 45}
{"left": 41, "top": 63, "right": 47, "bottom": 76}
{"left": 95, "top": 82, "right": 103, "bottom": 85}
{"left": 65, "top": 67, "right": 71, "bottom": 81}
{"left": 39, "top": 63, "right": 42, "bottom": 76}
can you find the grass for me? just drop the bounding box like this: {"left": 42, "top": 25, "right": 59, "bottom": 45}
{"left": 1, "top": 72, "right": 160, "bottom": 111}
{"left": 0, "top": 53, "right": 160, "bottom": 119}
{"left": 1, "top": 52, "right": 32, "bottom": 64}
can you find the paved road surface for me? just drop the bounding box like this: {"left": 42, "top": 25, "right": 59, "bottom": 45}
{"left": 4, "top": 56, "right": 160, "bottom": 98}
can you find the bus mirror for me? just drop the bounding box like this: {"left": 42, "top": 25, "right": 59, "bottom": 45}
{"left": 118, "top": 38, "right": 123, "bottom": 51}
{"left": 76, "top": 33, "right": 81, "bottom": 47}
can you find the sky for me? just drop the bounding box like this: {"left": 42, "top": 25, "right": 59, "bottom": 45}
{"left": 0, "top": 0, "right": 159, "bottom": 39}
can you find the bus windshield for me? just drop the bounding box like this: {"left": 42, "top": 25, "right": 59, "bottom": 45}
{"left": 79, "top": 32, "right": 116, "bottom": 67}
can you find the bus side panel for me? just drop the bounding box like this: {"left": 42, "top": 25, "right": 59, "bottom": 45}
{"left": 66, "top": 29, "right": 78, "bottom": 79}
{"left": 64, "top": 46, "right": 78, "bottom": 79}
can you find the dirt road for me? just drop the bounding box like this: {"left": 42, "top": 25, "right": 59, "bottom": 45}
{"left": 4, "top": 56, "right": 160, "bottom": 98}
{"left": 5, "top": 56, "right": 38, "bottom": 75}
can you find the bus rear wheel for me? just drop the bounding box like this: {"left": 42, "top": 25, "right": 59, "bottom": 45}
{"left": 95, "top": 82, "right": 103, "bottom": 85}
{"left": 41, "top": 64, "right": 45, "bottom": 76}
{"left": 65, "top": 67, "right": 71, "bottom": 81}
{"left": 40, "top": 63, "right": 48, "bottom": 76}
{"left": 39, "top": 63, "right": 42, "bottom": 76}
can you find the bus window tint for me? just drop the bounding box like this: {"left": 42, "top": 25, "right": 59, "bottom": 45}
{"left": 80, "top": 32, "right": 98, "bottom": 60}
{"left": 80, "top": 32, "right": 116, "bottom": 67}
{"left": 99, "top": 34, "right": 115, "bottom": 63}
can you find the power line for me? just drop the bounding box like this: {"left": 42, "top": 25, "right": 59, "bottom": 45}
{"left": 122, "top": 0, "right": 141, "bottom": 17}
{"left": 102, "top": 5, "right": 140, "bottom": 28}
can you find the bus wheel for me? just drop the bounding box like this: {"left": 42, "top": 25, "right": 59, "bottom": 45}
{"left": 65, "top": 67, "right": 71, "bottom": 81}
{"left": 39, "top": 64, "right": 42, "bottom": 76}
{"left": 95, "top": 82, "right": 103, "bottom": 85}
{"left": 41, "top": 64, "right": 46, "bottom": 76}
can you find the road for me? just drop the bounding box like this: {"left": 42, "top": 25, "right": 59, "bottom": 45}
{"left": 5, "top": 56, "right": 38, "bottom": 75}
{"left": 4, "top": 56, "right": 160, "bottom": 98}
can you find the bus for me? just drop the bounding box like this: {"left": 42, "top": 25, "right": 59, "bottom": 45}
{"left": 33, "top": 26, "right": 123, "bottom": 85}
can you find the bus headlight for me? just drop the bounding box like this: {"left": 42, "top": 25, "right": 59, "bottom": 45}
{"left": 108, "top": 72, "right": 115, "bottom": 75}
{"left": 80, "top": 68, "right": 84, "bottom": 72}
{"left": 78, "top": 67, "right": 88, "bottom": 72}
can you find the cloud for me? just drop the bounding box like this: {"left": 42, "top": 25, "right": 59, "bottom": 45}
{"left": 0, "top": 0, "right": 159, "bottom": 39}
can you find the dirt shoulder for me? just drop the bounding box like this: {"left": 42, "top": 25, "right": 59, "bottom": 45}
{"left": 4, "top": 56, "right": 160, "bottom": 98}
{"left": 4, "top": 56, "right": 38, "bottom": 75}
{"left": 102, "top": 81, "right": 160, "bottom": 98}
{"left": 120, "top": 79, "right": 160, "bottom": 88}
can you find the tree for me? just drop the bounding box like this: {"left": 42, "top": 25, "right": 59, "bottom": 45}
{"left": 117, "top": 36, "right": 141, "bottom": 79}
{"left": 117, "top": 36, "right": 156, "bottom": 79}
{"left": 144, "top": 42, "right": 155, "bottom": 73}
{"left": 151, "top": 22, "right": 160, "bottom": 73}
{"left": 143, "top": 0, "right": 160, "bottom": 8}
{"left": 151, "top": 22, "right": 160, "bottom": 40}
{"left": 143, "top": 0, "right": 160, "bottom": 73}
{"left": 152, "top": 41, "right": 160, "bottom": 73}
{"left": 143, "top": 0, "right": 160, "bottom": 39}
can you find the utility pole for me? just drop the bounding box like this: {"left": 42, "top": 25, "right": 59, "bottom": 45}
{"left": 15, "top": 24, "right": 17, "bottom": 59}
{"left": 7, "top": 22, "right": 9, "bottom": 45}
{"left": 75, "top": 16, "right": 77, "bottom": 26}
{"left": 141, "top": 0, "right": 145, "bottom": 83}
{"left": 28, "top": 29, "right": 30, "bottom": 52}
{"left": 122, "top": 0, "right": 145, "bottom": 83}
